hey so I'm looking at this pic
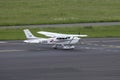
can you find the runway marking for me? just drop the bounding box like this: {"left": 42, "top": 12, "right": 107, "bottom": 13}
{"left": 0, "top": 41, "right": 6, "bottom": 43}
{"left": 0, "top": 50, "right": 24, "bottom": 52}
{"left": 80, "top": 46, "right": 120, "bottom": 53}
{"left": 81, "top": 42, "right": 120, "bottom": 49}
{"left": 85, "top": 40, "right": 120, "bottom": 43}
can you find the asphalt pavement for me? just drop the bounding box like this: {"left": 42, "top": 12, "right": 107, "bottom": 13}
{"left": 0, "top": 38, "right": 120, "bottom": 80}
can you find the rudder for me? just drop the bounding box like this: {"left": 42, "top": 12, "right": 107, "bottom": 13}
{"left": 23, "top": 29, "right": 37, "bottom": 39}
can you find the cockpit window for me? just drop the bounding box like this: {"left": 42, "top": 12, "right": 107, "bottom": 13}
{"left": 57, "top": 37, "right": 70, "bottom": 40}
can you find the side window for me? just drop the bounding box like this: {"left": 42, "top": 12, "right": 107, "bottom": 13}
{"left": 57, "top": 37, "right": 70, "bottom": 40}
{"left": 66, "top": 37, "right": 70, "bottom": 39}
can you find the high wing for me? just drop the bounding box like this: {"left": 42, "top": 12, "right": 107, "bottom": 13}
{"left": 23, "top": 29, "right": 88, "bottom": 49}
{"left": 37, "top": 31, "right": 88, "bottom": 38}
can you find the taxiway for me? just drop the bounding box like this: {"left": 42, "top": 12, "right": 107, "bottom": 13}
{"left": 0, "top": 38, "right": 120, "bottom": 80}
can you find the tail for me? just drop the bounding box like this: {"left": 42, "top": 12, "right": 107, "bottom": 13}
{"left": 23, "top": 29, "right": 37, "bottom": 39}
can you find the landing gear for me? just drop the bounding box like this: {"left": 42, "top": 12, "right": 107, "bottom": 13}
{"left": 63, "top": 45, "right": 75, "bottom": 49}
{"left": 52, "top": 44, "right": 75, "bottom": 49}
{"left": 52, "top": 44, "right": 58, "bottom": 49}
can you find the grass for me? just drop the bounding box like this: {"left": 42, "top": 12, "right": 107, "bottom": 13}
{"left": 0, "top": 0, "right": 120, "bottom": 26}
{"left": 0, "top": 26, "right": 120, "bottom": 40}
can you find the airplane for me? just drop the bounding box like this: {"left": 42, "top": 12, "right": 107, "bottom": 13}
{"left": 23, "top": 29, "right": 88, "bottom": 49}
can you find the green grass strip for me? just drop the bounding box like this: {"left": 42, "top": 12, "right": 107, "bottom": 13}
{"left": 0, "top": 26, "right": 120, "bottom": 40}
{"left": 0, "top": 0, "right": 120, "bottom": 26}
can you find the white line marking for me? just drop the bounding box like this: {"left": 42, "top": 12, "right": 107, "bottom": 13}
{"left": 0, "top": 50, "right": 24, "bottom": 52}
{"left": 0, "top": 41, "right": 6, "bottom": 43}
{"left": 84, "top": 40, "right": 120, "bottom": 43}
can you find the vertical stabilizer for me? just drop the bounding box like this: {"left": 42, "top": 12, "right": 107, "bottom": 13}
{"left": 23, "top": 29, "right": 37, "bottom": 39}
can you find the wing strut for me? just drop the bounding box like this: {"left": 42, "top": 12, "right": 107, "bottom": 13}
{"left": 68, "top": 37, "right": 74, "bottom": 45}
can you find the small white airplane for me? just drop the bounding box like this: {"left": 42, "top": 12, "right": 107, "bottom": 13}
{"left": 23, "top": 29, "right": 87, "bottom": 49}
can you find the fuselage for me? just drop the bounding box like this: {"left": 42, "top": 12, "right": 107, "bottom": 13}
{"left": 24, "top": 37, "right": 80, "bottom": 45}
